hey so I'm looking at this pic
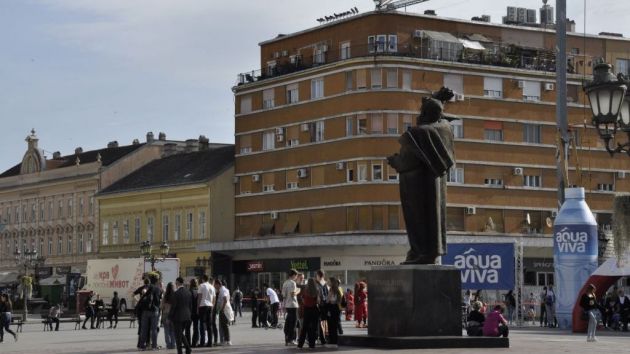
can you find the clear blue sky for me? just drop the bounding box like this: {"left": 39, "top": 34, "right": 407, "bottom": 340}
{"left": 1, "top": 0, "right": 628, "bottom": 172}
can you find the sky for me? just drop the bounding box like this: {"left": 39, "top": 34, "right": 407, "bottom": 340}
{"left": 1, "top": 0, "right": 629, "bottom": 172}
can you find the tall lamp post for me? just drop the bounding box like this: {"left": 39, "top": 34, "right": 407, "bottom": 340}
{"left": 14, "top": 247, "right": 44, "bottom": 321}
{"left": 584, "top": 63, "right": 630, "bottom": 156}
{"left": 140, "top": 240, "right": 169, "bottom": 272}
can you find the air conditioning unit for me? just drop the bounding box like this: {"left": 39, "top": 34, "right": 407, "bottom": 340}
{"left": 413, "top": 29, "right": 423, "bottom": 38}
{"left": 298, "top": 168, "right": 308, "bottom": 178}
{"left": 270, "top": 211, "right": 279, "bottom": 220}
{"left": 232, "top": 176, "right": 239, "bottom": 184}
{"left": 276, "top": 135, "right": 284, "bottom": 142}
{"left": 465, "top": 206, "right": 476, "bottom": 215}
{"left": 252, "top": 174, "right": 260, "bottom": 182}
{"left": 336, "top": 162, "right": 346, "bottom": 170}
{"left": 300, "top": 123, "right": 310, "bottom": 132}
{"left": 513, "top": 167, "right": 524, "bottom": 176}
{"left": 281, "top": 50, "right": 288, "bottom": 57}
{"left": 551, "top": 210, "right": 558, "bottom": 218}
{"left": 544, "top": 83, "right": 555, "bottom": 91}
{"left": 517, "top": 80, "right": 524, "bottom": 88}
{"left": 289, "top": 55, "right": 297, "bottom": 64}
{"left": 455, "top": 93, "right": 465, "bottom": 101}
{"left": 275, "top": 127, "right": 284, "bottom": 135}
{"left": 618, "top": 171, "right": 627, "bottom": 179}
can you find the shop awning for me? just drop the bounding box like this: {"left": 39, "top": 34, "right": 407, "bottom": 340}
{"left": 0, "top": 272, "right": 18, "bottom": 285}
{"left": 459, "top": 39, "right": 486, "bottom": 51}
{"left": 282, "top": 219, "right": 299, "bottom": 234}
{"left": 420, "top": 30, "right": 460, "bottom": 44}
{"left": 466, "top": 33, "right": 493, "bottom": 43}
{"left": 258, "top": 222, "right": 275, "bottom": 236}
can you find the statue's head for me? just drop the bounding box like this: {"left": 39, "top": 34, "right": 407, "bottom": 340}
{"left": 417, "top": 97, "right": 443, "bottom": 124}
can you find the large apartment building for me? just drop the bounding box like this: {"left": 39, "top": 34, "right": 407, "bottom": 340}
{"left": 220, "top": 10, "right": 630, "bottom": 290}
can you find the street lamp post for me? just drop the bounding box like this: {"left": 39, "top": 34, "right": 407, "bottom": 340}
{"left": 14, "top": 247, "right": 44, "bottom": 322}
{"left": 140, "top": 240, "right": 169, "bottom": 271}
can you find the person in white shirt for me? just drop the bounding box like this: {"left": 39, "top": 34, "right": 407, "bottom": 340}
{"left": 265, "top": 283, "right": 280, "bottom": 328}
{"left": 282, "top": 269, "right": 300, "bottom": 345}
{"left": 197, "top": 275, "right": 216, "bottom": 347}
{"left": 214, "top": 279, "right": 232, "bottom": 346}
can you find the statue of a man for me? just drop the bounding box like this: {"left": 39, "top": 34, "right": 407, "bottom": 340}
{"left": 387, "top": 87, "right": 456, "bottom": 264}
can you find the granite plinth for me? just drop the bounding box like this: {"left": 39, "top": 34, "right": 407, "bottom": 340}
{"left": 338, "top": 334, "right": 510, "bottom": 349}
{"left": 366, "top": 264, "right": 461, "bottom": 337}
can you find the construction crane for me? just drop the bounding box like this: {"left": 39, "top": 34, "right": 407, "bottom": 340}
{"left": 373, "top": 0, "right": 431, "bottom": 11}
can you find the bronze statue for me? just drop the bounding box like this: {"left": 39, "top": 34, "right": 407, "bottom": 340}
{"left": 387, "top": 87, "right": 456, "bottom": 264}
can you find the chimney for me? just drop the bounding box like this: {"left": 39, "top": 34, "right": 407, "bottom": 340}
{"left": 52, "top": 151, "right": 61, "bottom": 159}
{"left": 107, "top": 141, "right": 119, "bottom": 148}
{"left": 162, "top": 142, "right": 178, "bottom": 157}
{"left": 199, "top": 135, "right": 210, "bottom": 151}
{"left": 185, "top": 139, "right": 199, "bottom": 153}
{"left": 146, "top": 131, "right": 155, "bottom": 143}
{"left": 132, "top": 139, "right": 140, "bottom": 145}
{"left": 158, "top": 132, "right": 166, "bottom": 141}
{"left": 75, "top": 147, "right": 83, "bottom": 155}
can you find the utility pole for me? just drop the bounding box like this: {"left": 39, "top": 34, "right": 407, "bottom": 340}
{"left": 555, "top": 0, "right": 569, "bottom": 207}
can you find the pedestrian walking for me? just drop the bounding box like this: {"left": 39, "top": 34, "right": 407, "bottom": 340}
{"left": 161, "top": 282, "right": 176, "bottom": 350}
{"left": 188, "top": 279, "right": 199, "bottom": 347}
{"left": 545, "top": 286, "right": 557, "bottom": 328}
{"left": 315, "top": 270, "right": 328, "bottom": 345}
{"left": 0, "top": 294, "right": 18, "bottom": 342}
{"left": 82, "top": 292, "right": 96, "bottom": 329}
{"left": 504, "top": 290, "right": 516, "bottom": 325}
{"left": 197, "top": 274, "right": 216, "bottom": 347}
{"left": 297, "top": 278, "right": 321, "bottom": 349}
{"left": 354, "top": 281, "right": 368, "bottom": 328}
{"left": 232, "top": 286, "right": 243, "bottom": 322}
{"left": 282, "top": 269, "right": 300, "bottom": 346}
{"left": 539, "top": 286, "right": 547, "bottom": 327}
{"left": 170, "top": 277, "right": 192, "bottom": 354}
{"left": 325, "top": 277, "right": 343, "bottom": 347}
{"left": 215, "top": 279, "right": 233, "bottom": 346}
{"left": 581, "top": 284, "right": 603, "bottom": 342}
{"left": 108, "top": 291, "right": 119, "bottom": 329}
{"left": 251, "top": 288, "right": 260, "bottom": 328}
{"left": 265, "top": 283, "right": 280, "bottom": 328}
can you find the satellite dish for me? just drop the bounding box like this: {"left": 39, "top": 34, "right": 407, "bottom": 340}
{"left": 525, "top": 213, "right": 531, "bottom": 225}
{"left": 546, "top": 217, "right": 553, "bottom": 228}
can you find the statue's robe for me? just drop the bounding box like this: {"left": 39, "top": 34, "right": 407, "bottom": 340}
{"left": 393, "top": 119, "right": 455, "bottom": 263}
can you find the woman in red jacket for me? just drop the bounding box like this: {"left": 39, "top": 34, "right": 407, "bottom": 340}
{"left": 354, "top": 282, "right": 368, "bottom": 328}
{"left": 345, "top": 289, "right": 354, "bottom": 321}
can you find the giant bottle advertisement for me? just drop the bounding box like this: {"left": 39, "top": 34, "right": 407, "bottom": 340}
{"left": 553, "top": 188, "right": 598, "bottom": 329}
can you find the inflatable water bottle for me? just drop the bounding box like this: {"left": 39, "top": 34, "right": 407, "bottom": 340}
{"left": 553, "top": 187, "right": 598, "bottom": 329}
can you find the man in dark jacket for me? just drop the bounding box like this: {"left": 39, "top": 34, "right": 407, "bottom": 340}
{"left": 108, "top": 291, "right": 120, "bottom": 328}
{"left": 170, "top": 277, "right": 192, "bottom": 354}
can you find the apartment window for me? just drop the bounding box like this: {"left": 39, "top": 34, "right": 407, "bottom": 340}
{"left": 112, "top": 221, "right": 119, "bottom": 244}
{"left": 386, "top": 69, "right": 398, "bottom": 88}
{"left": 357, "top": 69, "right": 367, "bottom": 89}
{"left": 162, "top": 214, "right": 169, "bottom": 241}
{"left": 240, "top": 134, "right": 252, "bottom": 154}
{"left": 186, "top": 213, "right": 193, "bottom": 240}
{"left": 483, "top": 77, "right": 503, "bottom": 98}
{"left": 484, "top": 178, "right": 503, "bottom": 187}
{"left": 403, "top": 115, "right": 413, "bottom": 131}
{"left": 345, "top": 71, "right": 353, "bottom": 91}
{"left": 616, "top": 58, "right": 630, "bottom": 76}
{"left": 386, "top": 114, "right": 398, "bottom": 134}
{"left": 371, "top": 68, "right": 382, "bottom": 88}
{"left": 311, "top": 78, "right": 324, "bottom": 99}
{"left": 57, "top": 236, "right": 63, "bottom": 255}
{"left": 597, "top": 183, "right": 614, "bottom": 191}
{"left": 376, "top": 34, "right": 386, "bottom": 53}
{"left": 286, "top": 84, "right": 299, "bottom": 104}
{"left": 524, "top": 175, "right": 541, "bottom": 187}
{"left": 313, "top": 47, "right": 325, "bottom": 64}
{"left": 58, "top": 201, "right": 63, "bottom": 219}
{"left": 444, "top": 74, "right": 464, "bottom": 95}
{"left": 315, "top": 121, "right": 325, "bottom": 142}
{"left": 402, "top": 70, "right": 411, "bottom": 90}
{"left": 358, "top": 163, "right": 368, "bottom": 182}
{"left": 23, "top": 205, "right": 27, "bottom": 223}
{"left": 86, "top": 233, "right": 93, "bottom": 253}
{"left": 199, "top": 211, "right": 206, "bottom": 239}
{"left": 48, "top": 237, "right": 52, "bottom": 255}
{"left": 448, "top": 166, "right": 464, "bottom": 183}
{"left": 523, "top": 124, "right": 542, "bottom": 143}
{"left": 387, "top": 166, "right": 399, "bottom": 181}
{"left": 287, "top": 182, "right": 298, "bottom": 189}
{"left": 451, "top": 119, "right": 463, "bottom": 138}
{"left": 372, "top": 164, "right": 383, "bottom": 181}
{"left": 388, "top": 34, "right": 398, "bottom": 52}
{"left": 358, "top": 115, "right": 367, "bottom": 135}
{"left": 484, "top": 121, "right": 503, "bottom": 141}
{"left": 78, "top": 234, "right": 84, "bottom": 254}
{"left": 134, "top": 217, "right": 141, "bottom": 243}
{"left": 346, "top": 117, "right": 354, "bottom": 137}
{"left": 347, "top": 165, "right": 354, "bottom": 182}
{"left": 340, "top": 41, "right": 351, "bottom": 60}
{"left": 263, "top": 184, "right": 275, "bottom": 192}
{"left": 370, "top": 114, "right": 383, "bottom": 134}
{"left": 263, "top": 89, "right": 275, "bottom": 109}
{"left": 123, "top": 219, "right": 130, "bottom": 244}
{"left": 89, "top": 196, "right": 94, "bottom": 215}
{"left": 147, "top": 216, "right": 154, "bottom": 242}
{"left": 48, "top": 201, "right": 53, "bottom": 221}
{"left": 240, "top": 95, "right": 252, "bottom": 114}
{"left": 78, "top": 197, "right": 84, "bottom": 216}
{"left": 262, "top": 131, "right": 275, "bottom": 151}
{"left": 368, "top": 35, "right": 375, "bottom": 53}
{"left": 67, "top": 235, "right": 73, "bottom": 254}
{"left": 174, "top": 214, "right": 181, "bottom": 241}
{"left": 102, "top": 222, "right": 109, "bottom": 245}
{"left": 266, "top": 60, "right": 276, "bottom": 76}
{"left": 522, "top": 80, "right": 541, "bottom": 101}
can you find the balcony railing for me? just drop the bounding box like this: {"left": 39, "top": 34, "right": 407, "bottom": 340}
{"left": 237, "top": 40, "right": 589, "bottom": 86}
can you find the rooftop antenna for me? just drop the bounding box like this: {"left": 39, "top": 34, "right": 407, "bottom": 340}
{"left": 374, "top": 0, "right": 431, "bottom": 11}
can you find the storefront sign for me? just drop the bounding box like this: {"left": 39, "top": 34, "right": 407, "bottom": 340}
{"left": 442, "top": 243, "right": 515, "bottom": 290}
{"left": 289, "top": 260, "right": 308, "bottom": 271}
{"left": 321, "top": 256, "right": 405, "bottom": 270}
{"left": 524, "top": 258, "right": 554, "bottom": 271}
{"left": 247, "top": 261, "right": 264, "bottom": 272}
{"left": 37, "top": 267, "right": 53, "bottom": 278}
{"left": 56, "top": 266, "right": 71, "bottom": 275}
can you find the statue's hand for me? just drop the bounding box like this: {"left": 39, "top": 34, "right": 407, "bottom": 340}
{"left": 387, "top": 154, "right": 401, "bottom": 171}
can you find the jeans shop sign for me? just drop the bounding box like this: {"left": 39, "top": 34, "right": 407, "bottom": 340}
{"left": 442, "top": 243, "right": 515, "bottom": 290}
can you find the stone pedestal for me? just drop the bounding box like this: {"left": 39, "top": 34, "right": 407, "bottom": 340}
{"left": 339, "top": 265, "right": 509, "bottom": 349}
{"left": 367, "top": 265, "right": 461, "bottom": 337}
